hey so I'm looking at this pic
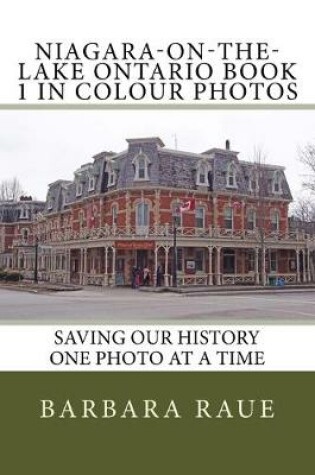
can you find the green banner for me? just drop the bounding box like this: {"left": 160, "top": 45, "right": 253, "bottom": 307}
{"left": 0, "top": 372, "right": 313, "bottom": 473}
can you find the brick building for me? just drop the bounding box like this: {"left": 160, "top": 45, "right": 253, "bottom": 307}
{"left": 6, "top": 137, "right": 315, "bottom": 286}
{"left": 0, "top": 197, "right": 45, "bottom": 272}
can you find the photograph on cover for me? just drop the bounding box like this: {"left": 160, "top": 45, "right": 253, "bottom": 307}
{"left": 0, "top": 109, "right": 314, "bottom": 323}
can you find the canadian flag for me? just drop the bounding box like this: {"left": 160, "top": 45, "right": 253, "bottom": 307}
{"left": 180, "top": 199, "right": 196, "bottom": 212}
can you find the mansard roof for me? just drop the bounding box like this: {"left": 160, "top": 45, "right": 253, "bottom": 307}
{"left": 44, "top": 136, "right": 293, "bottom": 214}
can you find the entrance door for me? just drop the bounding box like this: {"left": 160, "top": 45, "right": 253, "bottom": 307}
{"left": 137, "top": 250, "right": 148, "bottom": 269}
{"left": 223, "top": 249, "right": 235, "bottom": 273}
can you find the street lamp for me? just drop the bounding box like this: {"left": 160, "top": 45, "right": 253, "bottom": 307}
{"left": 34, "top": 236, "right": 39, "bottom": 284}
{"left": 172, "top": 208, "right": 180, "bottom": 288}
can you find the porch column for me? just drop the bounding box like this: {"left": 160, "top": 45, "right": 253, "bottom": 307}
{"left": 67, "top": 249, "right": 71, "bottom": 284}
{"left": 302, "top": 249, "right": 307, "bottom": 283}
{"left": 111, "top": 246, "right": 116, "bottom": 286}
{"left": 215, "top": 246, "right": 221, "bottom": 286}
{"left": 208, "top": 246, "right": 213, "bottom": 285}
{"left": 80, "top": 248, "right": 84, "bottom": 285}
{"left": 307, "top": 248, "right": 311, "bottom": 282}
{"left": 154, "top": 246, "right": 159, "bottom": 286}
{"left": 262, "top": 247, "right": 267, "bottom": 286}
{"left": 254, "top": 247, "right": 259, "bottom": 285}
{"left": 103, "top": 246, "right": 109, "bottom": 286}
{"left": 83, "top": 248, "right": 88, "bottom": 285}
{"left": 164, "top": 247, "right": 170, "bottom": 287}
{"left": 296, "top": 249, "right": 301, "bottom": 283}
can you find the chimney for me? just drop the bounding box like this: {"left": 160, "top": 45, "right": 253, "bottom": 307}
{"left": 225, "top": 139, "right": 230, "bottom": 150}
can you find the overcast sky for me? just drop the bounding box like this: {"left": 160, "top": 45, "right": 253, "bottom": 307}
{"left": 0, "top": 110, "right": 314, "bottom": 204}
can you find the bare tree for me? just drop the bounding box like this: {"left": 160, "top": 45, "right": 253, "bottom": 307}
{"left": 0, "top": 177, "right": 25, "bottom": 201}
{"left": 291, "top": 196, "right": 315, "bottom": 222}
{"left": 253, "top": 147, "right": 269, "bottom": 286}
{"left": 299, "top": 143, "right": 315, "bottom": 192}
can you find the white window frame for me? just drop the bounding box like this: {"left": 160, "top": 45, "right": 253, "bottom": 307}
{"left": 272, "top": 171, "right": 282, "bottom": 194}
{"left": 76, "top": 182, "right": 83, "bottom": 197}
{"left": 247, "top": 209, "right": 256, "bottom": 230}
{"left": 196, "top": 162, "right": 209, "bottom": 186}
{"left": 195, "top": 207, "right": 205, "bottom": 229}
{"left": 107, "top": 160, "right": 116, "bottom": 187}
{"left": 136, "top": 202, "right": 150, "bottom": 234}
{"left": 132, "top": 149, "right": 150, "bottom": 182}
{"left": 224, "top": 206, "right": 233, "bottom": 230}
{"left": 226, "top": 163, "right": 237, "bottom": 189}
{"left": 271, "top": 210, "right": 280, "bottom": 232}
{"left": 88, "top": 175, "right": 95, "bottom": 192}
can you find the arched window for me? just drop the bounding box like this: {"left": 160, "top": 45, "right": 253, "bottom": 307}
{"left": 224, "top": 207, "right": 233, "bottom": 230}
{"left": 271, "top": 210, "right": 280, "bottom": 232}
{"left": 247, "top": 209, "right": 256, "bottom": 230}
{"left": 132, "top": 149, "right": 150, "bottom": 181}
{"left": 226, "top": 163, "right": 237, "bottom": 188}
{"left": 196, "top": 161, "right": 209, "bottom": 186}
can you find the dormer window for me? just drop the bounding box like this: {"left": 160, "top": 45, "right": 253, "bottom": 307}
{"left": 88, "top": 176, "right": 95, "bottom": 192}
{"left": 196, "top": 161, "right": 209, "bottom": 186}
{"left": 106, "top": 160, "right": 116, "bottom": 187}
{"left": 19, "top": 206, "right": 29, "bottom": 220}
{"left": 132, "top": 149, "right": 150, "bottom": 181}
{"left": 226, "top": 163, "right": 237, "bottom": 188}
{"left": 76, "top": 183, "right": 83, "bottom": 197}
{"left": 272, "top": 171, "right": 282, "bottom": 194}
{"left": 249, "top": 170, "right": 259, "bottom": 192}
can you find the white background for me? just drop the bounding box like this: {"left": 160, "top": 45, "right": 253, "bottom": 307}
{"left": 0, "top": 0, "right": 314, "bottom": 103}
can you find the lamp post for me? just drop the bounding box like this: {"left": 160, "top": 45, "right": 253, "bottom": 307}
{"left": 172, "top": 209, "right": 180, "bottom": 288}
{"left": 34, "top": 236, "right": 39, "bottom": 284}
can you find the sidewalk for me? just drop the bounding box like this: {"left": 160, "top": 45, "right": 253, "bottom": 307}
{"left": 139, "top": 283, "right": 315, "bottom": 296}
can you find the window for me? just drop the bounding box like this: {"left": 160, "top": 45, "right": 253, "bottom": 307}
{"left": 224, "top": 207, "right": 233, "bottom": 230}
{"left": 132, "top": 149, "right": 150, "bottom": 181}
{"left": 48, "top": 199, "right": 53, "bottom": 210}
{"left": 137, "top": 202, "right": 149, "bottom": 226}
{"left": 195, "top": 207, "right": 205, "bottom": 229}
{"left": 270, "top": 251, "right": 277, "bottom": 272}
{"left": 112, "top": 204, "right": 118, "bottom": 226}
{"left": 271, "top": 210, "right": 279, "bottom": 232}
{"left": 247, "top": 209, "right": 256, "bottom": 230}
{"left": 19, "top": 207, "right": 29, "bottom": 220}
{"left": 76, "top": 182, "right": 83, "bottom": 197}
{"left": 196, "top": 162, "right": 209, "bottom": 186}
{"left": 172, "top": 202, "right": 182, "bottom": 227}
{"left": 107, "top": 160, "right": 116, "bottom": 187}
{"left": 272, "top": 171, "right": 282, "bottom": 194}
{"left": 88, "top": 176, "right": 95, "bottom": 191}
{"left": 248, "top": 251, "right": 255, "bottom": 272}
{"left": 226, "top": 163, "right": 237, "bottom": 188}
{"left": 195, "top": 249, "right": 204, "bottom": 272}
{"left": 249, "top": 171, "right": 259, "bottom": 192}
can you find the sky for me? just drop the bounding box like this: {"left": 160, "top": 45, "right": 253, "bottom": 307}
{"left": 0, "top": 109, "right": 314, "bottom": 204}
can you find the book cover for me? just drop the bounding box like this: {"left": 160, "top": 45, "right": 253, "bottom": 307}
{"left": 0, "top": 1, "right": 314, "bottom": 473}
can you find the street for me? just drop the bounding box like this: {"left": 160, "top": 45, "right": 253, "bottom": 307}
{"left": 0, "top": 287, "right": 314, "bottom": 323}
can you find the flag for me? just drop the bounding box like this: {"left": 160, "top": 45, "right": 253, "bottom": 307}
{"left": 232, "top": 201, "right": 242, "bottom": 209}
{"left": 180, "top": 199, "right": 196, "bottom": 212}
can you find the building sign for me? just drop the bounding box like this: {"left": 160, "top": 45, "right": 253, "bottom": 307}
{"left": 115, "top": 240, "right": 155, "bottom": 250}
